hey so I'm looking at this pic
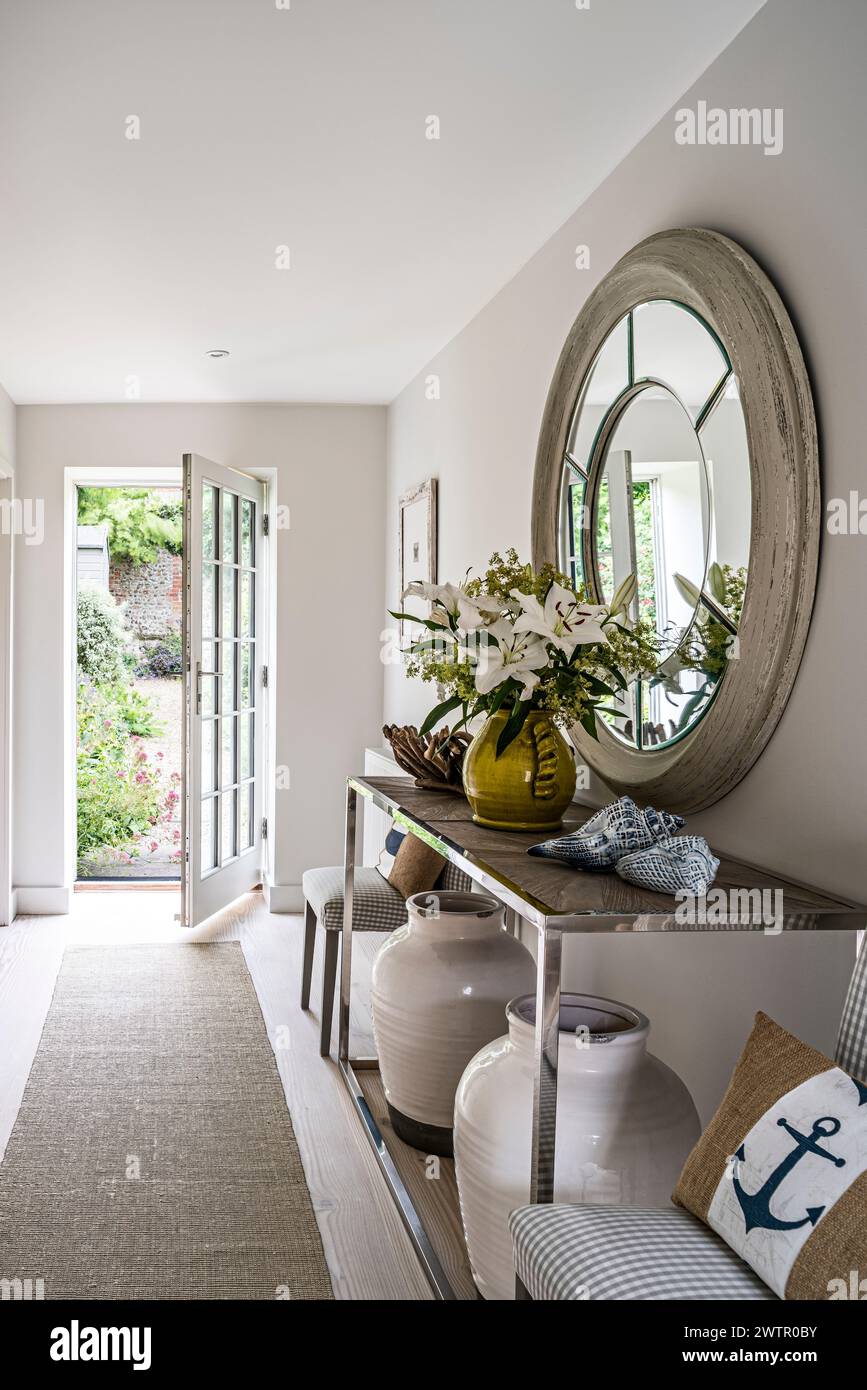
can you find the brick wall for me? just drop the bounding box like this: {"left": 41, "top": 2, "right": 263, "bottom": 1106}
{"left": 109, "top": 550, "right": 182, "bottom": 639}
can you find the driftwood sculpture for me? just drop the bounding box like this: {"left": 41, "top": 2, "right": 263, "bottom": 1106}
{"left": 383, "top": 724, "right": 472, "bottom": 793}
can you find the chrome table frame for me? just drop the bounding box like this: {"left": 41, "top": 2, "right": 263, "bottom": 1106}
{"left": 337, "top": 775, "right": 866, "bottom": 1301}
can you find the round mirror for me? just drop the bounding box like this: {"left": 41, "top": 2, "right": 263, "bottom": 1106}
{"left": 564, "top": 300, "right": 751, "bottom": 750}
{"left": 534, "top": 229, "right": 818, "bottom": 812}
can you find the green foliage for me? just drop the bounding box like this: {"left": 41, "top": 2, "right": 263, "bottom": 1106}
{"left": 112, "top": 681, "right": 162, "bottom": 738}
{"left": 595, "top": 480, "right": 657, "bottom": 628}
{"left": 76, "top": 582, "right": 169, "bottom": 861}
{"left": 676, "top": 564, "right": 747, "bottom": 677}
{"left": 77, "top": 487, "right": 183, "bottom": 563}
{"left": 76, "top": 682, "right": 162, "bottom": 857}
{"left": 135, "top": 631, "right": 183, "bottom": 679}
{"left": 76, "top": 586, "right": 132, "bottom": 685}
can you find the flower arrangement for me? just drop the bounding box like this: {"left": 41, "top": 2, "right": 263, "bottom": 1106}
{"left": 647, "top": 562, "right": 746, "bottom": 731}
{"left": 392, "top": 549, "right": 659, "bottom": 756}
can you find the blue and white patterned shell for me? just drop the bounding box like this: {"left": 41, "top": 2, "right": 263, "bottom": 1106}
{"left": 615, "top": 835, "right": 720, "bottom": 896}
{"left": 527, "top": 796, "right": 685, "bottom": 872}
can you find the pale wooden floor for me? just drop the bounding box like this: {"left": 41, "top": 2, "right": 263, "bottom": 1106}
{"left": 0, "top": 889, "right": 437, "bottom": 1300}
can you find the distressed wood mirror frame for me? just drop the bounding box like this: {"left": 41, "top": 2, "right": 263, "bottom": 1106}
{"left": 532, "top": 228, "right": 819, "bottom": 812}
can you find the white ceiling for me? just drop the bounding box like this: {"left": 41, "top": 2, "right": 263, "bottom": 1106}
{"left": 0, "top": 0, "right": 764, "bottom": 405}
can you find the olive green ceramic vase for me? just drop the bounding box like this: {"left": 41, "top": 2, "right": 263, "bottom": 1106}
{"left": 462, "top": 710, "right": 577, "bottom": 832}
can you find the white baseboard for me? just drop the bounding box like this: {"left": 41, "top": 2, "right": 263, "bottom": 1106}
{"left": 14, "top": 885, "right": 71, "bottom": 916}
{"left": 263, "top": 881, "right": 303, "bottom": 914}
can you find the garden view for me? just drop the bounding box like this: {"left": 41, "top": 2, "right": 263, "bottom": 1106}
{"left": 76, "top": 487, "right": 183, "bottom": 880}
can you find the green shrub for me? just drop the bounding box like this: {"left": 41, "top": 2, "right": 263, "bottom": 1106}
{"left": 77, "top": 587, "right": 132, "bottom": 685}
{"left": 112, "top": 681, "right": 162, "bottom": 738}
{"left": 76, "top": 682, "right": 162, "bottom": 857}
{"left": 135, "top": 630, "right": 183, "bottom": 679}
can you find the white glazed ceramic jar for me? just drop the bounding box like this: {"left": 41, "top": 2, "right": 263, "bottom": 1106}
{"left": 453, "top": 992, "right": 701, "bottom": 1299}
{"left": 370, "top": 890, "right": 535, "bottom": 1156}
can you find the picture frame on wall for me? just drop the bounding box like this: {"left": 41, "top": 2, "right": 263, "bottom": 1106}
{"left": 398, "top": 478, "right": 438, "bottom": 635}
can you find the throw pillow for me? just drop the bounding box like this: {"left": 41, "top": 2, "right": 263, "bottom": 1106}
{"left": 375, "top": 826, "right": 405, "bottom": 882}
{"left": 387, "top": 832, "right": 446, "bottom": 901}
{"left": 673, "top": 1011, "right": 867, "bottom": 1299}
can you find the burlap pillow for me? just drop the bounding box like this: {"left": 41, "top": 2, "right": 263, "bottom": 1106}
{"left": 673, "top": 1011, "right": 867, "bottom": 1299}
{"left": 387, "top": 833, "right": 445, "bottom": 900}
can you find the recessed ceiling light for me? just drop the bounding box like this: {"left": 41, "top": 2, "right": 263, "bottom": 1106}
{"left": 205, "top": 348, "right": 230, "bottom": 359}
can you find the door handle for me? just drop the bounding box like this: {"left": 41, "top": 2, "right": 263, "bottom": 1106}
{"left": 196, "top": 661, "right": 217, "bottom": 715}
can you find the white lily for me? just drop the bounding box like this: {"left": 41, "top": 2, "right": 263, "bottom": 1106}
{"left": 403, "top": 582, "right": 506, "bottom": 633}
{"left": 455, "top": 591, "right": 509, "bottom": 632}
{"left": 474, "top": 619, "right": 547, "bottom": 698}
{"left": 511, "top": 582, "right": 609, "bottom": 656}
{"left": 673, "top": 573, "right": 702, "bottom": 610}
{"left": 403, "top": 580, "right": 464, "bottom": 616}
{"left": 608, "top": 573, "right": 638, "bottom": 619}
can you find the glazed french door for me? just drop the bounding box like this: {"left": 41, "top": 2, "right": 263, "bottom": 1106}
{"left": 182, "top": 454, "right": 267, "bottom": 928}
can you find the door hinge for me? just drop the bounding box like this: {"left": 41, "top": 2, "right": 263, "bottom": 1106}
{"left": 262, "top": 512, "right": 270, "bottom": 536}
{"left": 262, "top": 664, "right": 269, "bottom": 688}
{"left": 261, "top": 817, "right": 268, "bottom": 840}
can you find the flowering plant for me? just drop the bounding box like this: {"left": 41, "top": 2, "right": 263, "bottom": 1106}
{"left": 391, "top": 549, "right": 659, "bottom": 756}
{"left": 76, "top": 679, "right": 182, "bottom": 868}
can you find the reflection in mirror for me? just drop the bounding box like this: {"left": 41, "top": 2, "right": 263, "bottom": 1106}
{"left": 566, "top": 314, "right": 630, "bottom": 472}
{"left": 562, "top": 301, "right": 751, "bottom": 750}
{"left": 632, "top": 300, "right": 728, "bottom": 420}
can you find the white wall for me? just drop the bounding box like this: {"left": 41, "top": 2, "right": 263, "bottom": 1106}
{"left": 0, "top": 381, "right": 15, "bottom": 926}
{"left": 384, "top": 0, "right": 864, "bottom": 1119}
{"left": 0, "top": 383, "right": 14, "bottom": 477}
{"left": 14, "top": 403, "right": 386, "bottom": 912}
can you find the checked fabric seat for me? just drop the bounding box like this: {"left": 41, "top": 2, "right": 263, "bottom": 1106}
{"left": 301, "top": 860, "right": 471, "bottom": 1056}
{"left": 510, "top": 937, "right": 867, "bottom": 1301}
{"left": 510, "top": 1204, "right": 775, "bottom": 1301}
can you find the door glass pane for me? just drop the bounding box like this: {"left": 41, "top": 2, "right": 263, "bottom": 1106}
{"left": 240, "top": 643, "right": 253, "bottom": 708}
{"left": 222, "top": 491, "right": 237, "bottom": 563}
{"left": 240, "top": 571, "right": 253, "bottom": 637}
{"left": 221, "top": 564, "right": 236, "bottom": 636}
{"left": 221, "top": 645, "right": 235, "bottom": 714}
{"left": 221, "top": 791, "right": 236, "bottom": 863}
{"left": 221, "top": 715, "right": 236, "bottom": 788}
{"left": 200, "top": 675, "right": 215, "bottom": 718}
{"left": 240, "top": 782, "right": 252, "bottom": 852}
{"left": 202, "top": 485, "right": 216, "bottom": 559}
{"left": 202, "top": 720, "right": 215, "bottom": 795}
{"left": 201, "top": 797, "right": 216, "bottom": 873}
{"left": 202, "top": 564, "right": 216, "bottom": 637}
{"left": 239, "top": 712, "right": 252, "bottom": 780}
{"left": 241, "top": 498, "right": 255, "bottom": 568}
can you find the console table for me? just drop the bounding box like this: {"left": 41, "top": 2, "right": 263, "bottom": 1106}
{"left": 338, "top": 775, "right": 866, "bottom": 1300}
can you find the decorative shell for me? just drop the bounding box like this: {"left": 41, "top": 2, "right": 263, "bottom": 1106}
{"left": 383, "top": 723, "right": 472, "bottom": 793}
{"left": 616, "top": 836, "right": 720, "bottom": 896}
{"left": 527, "top": 795, "right": 686, "bottom": 871}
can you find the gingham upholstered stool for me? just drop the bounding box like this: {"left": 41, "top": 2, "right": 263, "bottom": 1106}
{"left": 300, "top": 859, "right": 471, "bottom": 1056}
{"left": 509, "top": 937, "right": 867, "bottom": 1300}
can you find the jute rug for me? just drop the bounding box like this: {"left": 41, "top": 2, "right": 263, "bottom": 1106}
{"left": 0, "top": 943, "right": 334, "bottom": 1299}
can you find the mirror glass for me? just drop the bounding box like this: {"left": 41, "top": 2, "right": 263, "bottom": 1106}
{"left": 561, "top": 300, "right": 751, "bottom": 749}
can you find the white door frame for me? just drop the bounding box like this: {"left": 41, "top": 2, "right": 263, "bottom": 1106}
{"left": 0, "top": 458, "right": 14, "bottom": 926}
{"left": 63, "top": 465, "right": 275, "bottom": 904}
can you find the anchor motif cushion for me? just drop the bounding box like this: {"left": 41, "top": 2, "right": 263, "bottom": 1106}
{"left": 673, "top": 1011, "right": 867, "bottom": 1299}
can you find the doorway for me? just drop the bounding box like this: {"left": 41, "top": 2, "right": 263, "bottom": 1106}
{"left": 66, "top": 460, "right": 273, "bottom": 928}
{"left": 74, "top": 481, "right": 184, "bottom": 884}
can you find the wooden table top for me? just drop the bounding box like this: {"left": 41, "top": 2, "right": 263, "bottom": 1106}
{"left": 350, "top": 777, "right": 866, "bottom": 933}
